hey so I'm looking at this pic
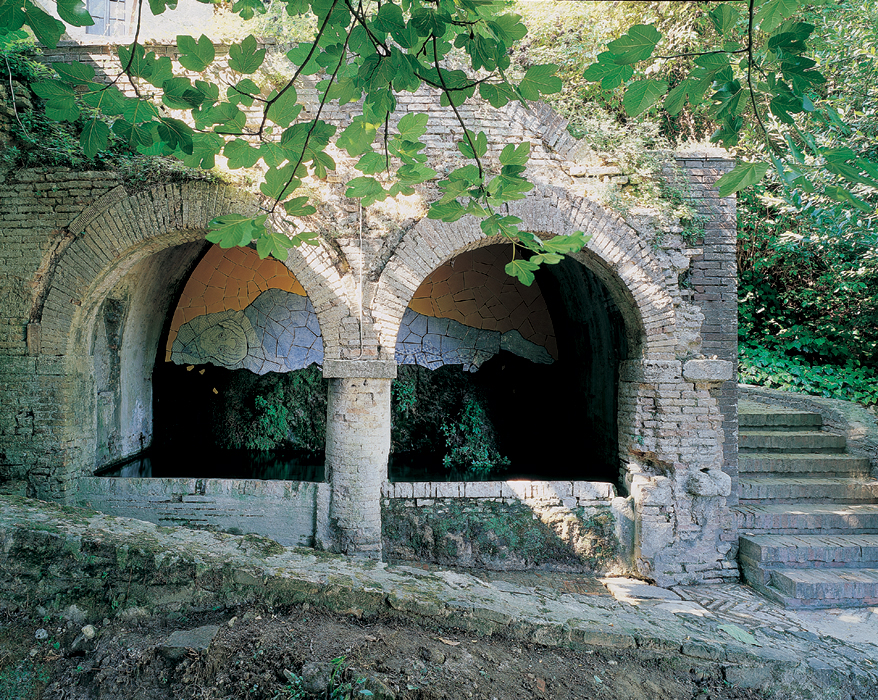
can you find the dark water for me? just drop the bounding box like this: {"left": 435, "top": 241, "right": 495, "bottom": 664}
{"left": 95, "top": 447, "right": 325, "bottom": 481}
{"left": 387, "top": 451, "right": 555, "bottom": 483}
{"left": 95, "top": 448, "right": 553, "bottom": 483}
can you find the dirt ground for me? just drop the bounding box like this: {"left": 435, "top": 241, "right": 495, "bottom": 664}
{"left": 0, "top": 601, "right": 769, "bottom": 700}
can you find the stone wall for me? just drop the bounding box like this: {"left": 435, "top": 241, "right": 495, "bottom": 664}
{"left": 1, "top": 42, "right": 739, "bottom": 584}
{"left": 78, "top": 476, "right": 329, "bottom": 547}
{"left": 382, "top": 480, "right": 630, "bottom": 574}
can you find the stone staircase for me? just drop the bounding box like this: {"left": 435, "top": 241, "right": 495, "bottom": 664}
{"left": 736, "top": 401, "right": 878, "bottom": 608}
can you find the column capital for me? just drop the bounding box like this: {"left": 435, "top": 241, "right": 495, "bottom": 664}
{"left": 323, "top": 359, "right": 397, "bottom": 379}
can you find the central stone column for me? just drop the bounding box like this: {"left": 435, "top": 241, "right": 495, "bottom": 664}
{"left": 321, "top": 359, "right": 396, "bottom": 558}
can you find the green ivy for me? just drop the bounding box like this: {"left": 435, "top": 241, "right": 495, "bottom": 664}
{"left": 391, "top": 364, "right": 509, "bottom": 479}
{"left": 739, "top": 343, "right": 878, "bottom": 407}
{"left": 214, "top": 364, "right": 327, "bottom": 452}
{"left": 440, "top": 396, "right": 510, "bottom": 477}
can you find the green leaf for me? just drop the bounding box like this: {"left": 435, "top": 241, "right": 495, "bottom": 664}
{"left": 607, "top": 24, "right": 662, "bottom": 64}
{"left": 80, "top": 118, "right": 109, "bottom": 158}
{"left": 206, "top": 214, "right": 267, "bottom": 248}
{"left": 374, "top": 2, "right": 404, "bottom": 32}
{"left": 0, "top": 1, "right": 26, "bottom": 33}
{"left": 504, "top": 258, "right": 539, "bottom": 286}
{"left": 458, "top": 130, "right": 488, "bottom": 159}
{"left": 500, "top": 142, "right": 530, "bottom": 167}
{"left": 22, "top": 1, "right": 64, "bottom": 48}
{"left": 123, "top": 98, "right": 160, "bottom": 124}
{"left": 162, "top": 77, "right": 204, "bottom": 110}
{"left": 56, "top": 0, "right": 93, "bottom": 27}
{"left": 488, "top": 13, "right": 527, "bottom": 43}
{"left": 229, "top": 35, "right": 265, "bottom": 74}
{"left": 479, "top": 81, "right": 516, "bottom": 108}
{"left": 664, "top": 80, "right": 695, "bottom": 116}
{"left": 517, "top": 64, "right": 562, "bottom": 100}
{"left": 286, "top": 42, "right": 321, "bottom": 75}
{"left": 53, "top": 61, "right": 95, "bottom": 84}
{"left": 81, "top": 83, "right": 126, "bottom": 116}
{"left": 715, "top": 161, "right": 770, "bottom": 197}
{"left": 542, "top": 231, "right": 589, "bottom": 254}
{"left": 262, "top": 165, "right": 300, "bottom": 200}
{"left": 583, "top": 59, "right": 634, "bottom": 91}
{"left": 754, "top": 0, "right": 801, "bottom": 33}
{"left": 283, "top": 196, "right": 316, "bottom": 216}
{"left": 265, "top": 86, "right": 301, "bottom": 128}
{"left": 224, "top": 139, "right": 262, "bottom": 169}
{"left": 157, "top": 117, "right": 194, "bottom": 155}
{"left": 346, "top": 176, "right": 388, "bottom": 206}
{"left": 355, "top": 151, "right": 387, "bottom": 175}
{"left": 397, "top": 112, "right": 428, "bottom": 142}
{"left": 337, "top": 116, "right": 378, "bottom": 157}
{"left": 427, "top": 200, "right": 467, "bottom": 222}
{"left": 113, "top": 119, "right": 157, "bottom": 150}
{"left": 175, "top": 132, "right": 223, "bottom": 169}
{"left": 709, "top": 4, "right": 739, "bottom": 34}
{"left": 397, "top": 164, "right": 436, "bottom": 185}
{"left": 31, "top": 80, "right": 74, "bottom": 100}
{"left": 823, "top": 186, "right": 872, "bottom": 212}
{"left": 622, "top": 79, "right": 668, "bottom": 117}
{"left": 177, "top": 34, "right": 215, "bottom": 72}
{"left": 410, "top": 7, "right": 448, "bottom": 37}
{"left": 256, "top": 230, "right": 296, "bottom": 260}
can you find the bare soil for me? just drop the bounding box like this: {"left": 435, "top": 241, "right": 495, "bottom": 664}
{"left": 1, "top": 602, "right": 767, "bottom": 700}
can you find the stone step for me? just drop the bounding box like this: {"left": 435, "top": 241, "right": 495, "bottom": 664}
{"left": 739, "top": 476, "right": 878, "bottom": 504}
{"left": 739, "top": 403, "right": 823, "bottom": 431}
{"left": 768, "top": 568, "right": 878, "bottom": 607}
{"left": 739, "top": 430, "right": 847, "bottom": 454}
{"left": 735, "top": 503, "right": 878, "bottom": 534}
{"left": 739, "top": 453, "right": 871, "bottom": 478}
{"left": 739, "top": 534, "right": 878, "bottom": 568}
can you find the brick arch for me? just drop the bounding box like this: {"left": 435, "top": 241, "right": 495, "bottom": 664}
{"left": 371, "top": 186, "right": 675, "bottom": 361}
{"left": 36, "top": 180, "right": 350, "bottom": 480}
{"left": 38, "top": 181, "right": 347, "bottom": 357}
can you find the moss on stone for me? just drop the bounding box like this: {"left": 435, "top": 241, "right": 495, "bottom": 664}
{"left": 382, "top": 498, "right": 619, "bottom": 572}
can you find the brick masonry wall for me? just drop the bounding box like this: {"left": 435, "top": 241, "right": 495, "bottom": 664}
{"left": 673, "top": 154, "right": 739, "bottom": 506}
{"left": 76, "top": 476, "right": 328, "bottom": 547}
{"left": 2, "top": 43, "right": 740, "bottom": 581}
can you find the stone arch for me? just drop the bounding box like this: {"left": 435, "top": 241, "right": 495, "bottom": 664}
{"left": 35, "top": 180, "right": 348, "bottom": 483}
{"left": 372, "top": 185, "right": 675, "bottom": 361}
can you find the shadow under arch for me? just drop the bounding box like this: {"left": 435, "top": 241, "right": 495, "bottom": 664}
{"left": 372, "top": 186, "right": 679, "bottom": 486}
{"left": 34, "top": 181, "right": 348, "bottom": 492}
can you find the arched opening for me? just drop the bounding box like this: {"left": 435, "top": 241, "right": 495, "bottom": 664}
{"left": 389, "top": 243, "right": 628, "bottom": 484}
{"left": 89, "top": 239, "right": 207, "bottom": 471}
{"left": 104, "top": 244, "right": 328, "bottom": 480}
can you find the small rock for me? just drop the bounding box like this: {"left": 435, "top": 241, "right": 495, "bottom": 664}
{"left": 158, "top": 625, "right": 220, "bottom": 663}
{"left": 63, "top": 605, "right": 88, "bottom": 625}
{"left": 419, "top": 646, "right": 445, "bottom": 664}
{"left": 301, "top": 662, "right": 334, "bottom": 694}
{"left": 35, "top": 629, "right": 48, "bottom": 640}
{"left": 118, "top": 606, "right": 149, "bottom": 622}
{"left": 228, "top": 616, "right": 238, "bottom": 627}
{"left": 81, "top": 625, "right": 96, "bottom": 640}
{"left": 360, "top": 675, "right": 396, "bottom": 700}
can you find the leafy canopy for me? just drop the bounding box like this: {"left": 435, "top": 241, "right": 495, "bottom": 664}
{"left": 582, "top": 0, "right": 877, "bottom": 213}
{"left": 2, "top": 0, "right": 588, "bottom": 282}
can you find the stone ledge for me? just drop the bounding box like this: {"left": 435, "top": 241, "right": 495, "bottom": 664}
{"left": 323, "top": 359, "right": 397, "bottom": 378}
{"left": 683, "top": 359, "right": 735, "bottom": 383}
{"left": 1, "top": 495, "right": 874, "bottom": 698}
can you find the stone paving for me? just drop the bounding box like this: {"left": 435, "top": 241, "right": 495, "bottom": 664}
{"left": 2, "top": 496, "right": 877, "bottom": 696}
